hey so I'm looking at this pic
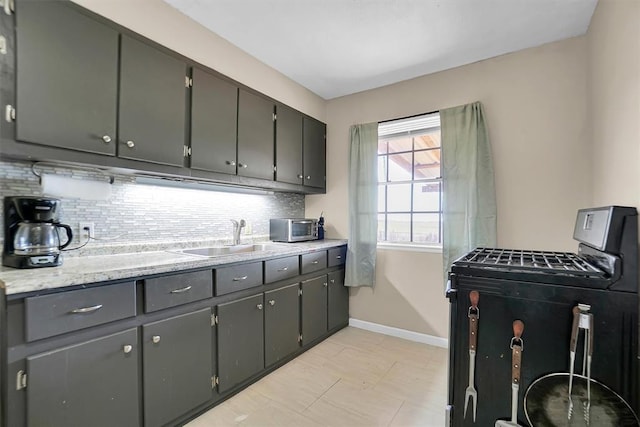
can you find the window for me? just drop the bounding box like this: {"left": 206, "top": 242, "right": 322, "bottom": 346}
{"left": 377, "top": 112, "right": 442, "bottom": 245}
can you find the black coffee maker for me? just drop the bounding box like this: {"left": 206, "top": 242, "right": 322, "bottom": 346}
{"left": 3, "top": 197, "right": 73, "bottom": 268}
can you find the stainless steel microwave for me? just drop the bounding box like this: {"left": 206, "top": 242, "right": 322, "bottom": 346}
{"left": 269, "top": 218, "right": 318, "bottom": 242}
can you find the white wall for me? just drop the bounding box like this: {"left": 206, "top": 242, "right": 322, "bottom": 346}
{"left": 71, "top": 0, "right": 326, "bottom": 122}
{"left": 308, "top": 37, "right": 590, "bottom": 338}
{"left": 588, "top": 0, "right": 640, "bottom": 209}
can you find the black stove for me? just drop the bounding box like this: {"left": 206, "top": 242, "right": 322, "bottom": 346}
{"left": 446, "top": 206, "right": 639, "bottom": 426}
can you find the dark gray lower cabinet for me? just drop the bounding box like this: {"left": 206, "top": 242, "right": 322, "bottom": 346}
{"left": 301, "top": 275, "right": 328, "bottom": 345}
{"left": 26, "top": 328, "right": 139, "bottom": 427}
{"left": 142, "top": 309, "right": 212, "bottom": 427}
{"left": 265, "top": 283, "right": 300, "bottom": 367}
{"left": 328, "top": 269, "right": 348, "bottom": 330}
{"left": 217, "top": 294, "right": 264, "bottom": 393}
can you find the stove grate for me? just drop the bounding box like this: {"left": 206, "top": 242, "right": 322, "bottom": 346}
{"left": 457, "top": 248, "right": 606, "bottom": 277}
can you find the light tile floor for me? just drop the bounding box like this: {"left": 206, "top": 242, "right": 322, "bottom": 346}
{"left": 186, "top": 327, "right": 448, "bottom": 427}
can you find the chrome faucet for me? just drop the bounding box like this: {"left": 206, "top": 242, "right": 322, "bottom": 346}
{"left": 230, "top": 219, "right": 246, "bottom": 245}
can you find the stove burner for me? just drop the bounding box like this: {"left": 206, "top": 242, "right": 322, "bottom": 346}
{"left": 457, "top": 248, "right": 606, "bottom": 278}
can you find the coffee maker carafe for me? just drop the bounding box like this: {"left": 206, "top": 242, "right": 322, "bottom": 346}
{"left": 3, "top": 197, "right": 73, "bottom": 268}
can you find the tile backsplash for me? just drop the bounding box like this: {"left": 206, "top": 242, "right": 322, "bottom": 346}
{"left": 0, "top": 160, "right": 305, "bottom": 255}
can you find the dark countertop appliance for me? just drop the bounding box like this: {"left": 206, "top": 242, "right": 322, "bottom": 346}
{"left": 446, "top": 206, "right": 639, "bottom": 426}
{"left": 2, "top": 196, "right": 73, "bottom": 268}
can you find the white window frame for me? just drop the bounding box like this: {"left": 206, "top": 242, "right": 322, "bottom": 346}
{"left": 377, "top": 112, "right": 442, "bottom": 251}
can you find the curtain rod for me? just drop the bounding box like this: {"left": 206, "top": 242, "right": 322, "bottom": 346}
{"left": 378, "top": 109, "right": 440, "bottom": 125}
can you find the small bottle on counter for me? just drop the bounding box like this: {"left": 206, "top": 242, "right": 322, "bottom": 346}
{"left": 317, "top": 212, "right": 325, "bottom": 240}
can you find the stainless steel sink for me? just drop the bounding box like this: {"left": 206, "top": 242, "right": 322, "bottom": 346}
{"left": 176, "top": 243, "right": 286, "bottom": 257}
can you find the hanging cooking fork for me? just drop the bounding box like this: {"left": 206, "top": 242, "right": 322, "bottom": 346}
{"left": 567, "top": 303, "right": 594, "bottom": 425}
{"left": 464, "top": 291, "right": 479, "bottom": 422}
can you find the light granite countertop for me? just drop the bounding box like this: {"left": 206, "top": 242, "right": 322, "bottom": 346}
{"left": 0, "top": 239, "right": 348, "bottom": 296}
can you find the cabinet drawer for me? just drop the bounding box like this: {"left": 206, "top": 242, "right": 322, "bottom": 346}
{"left": 265, "top": 255, "right": 299, "bottom": 283}
{"left": 215, "top": 262, "right": 263, "bottom": 296}
{"left": 25, "top": 282, "right": 136, "bottom": 342}
{"left": 144, "top": 269, "right": 213, "bottom": 313}
{"left": 328, "top": 246, "right": 347, "bottom": 267}
{"left": 301, "top": 251, "right": 327, "bottom": 274}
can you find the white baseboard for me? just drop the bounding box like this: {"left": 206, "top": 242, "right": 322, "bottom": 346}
{"left": 348, "top": 318, "right": 449, "bottom": 348}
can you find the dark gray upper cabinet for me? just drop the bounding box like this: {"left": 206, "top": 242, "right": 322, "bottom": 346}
{"left": 217, "top": 293, "right": 265, "bottom": 393}
{"left": 190, "top": 68, "right": 238, "bottom": 174}
{"left": 328, "top": 269, "right": 349, "bottom": 331}
{"left": 26, "top": 329, "right": 139, "bottom": 427}
{"left": 275, "top": 104, "right": 303, "bottom": 185}
{"left": 15, "top": 0, "right": 118, "bottom": 155}
{"left": 142, "top": 308, "right": 213, "bottom": 427}
{"left": 265, "top": 284, "right": 300, "bottom": 367}
{"left": 303, "top": 117, "right": 327, "bottom": 189}
{"left": 237, "top": 90, "right": 275, "bottom": 180}
{"left": 301, "top": 275, "right": 328, "bottom": 345}
{"left": 118, "top": 35, "right": 187, "bottom": 167}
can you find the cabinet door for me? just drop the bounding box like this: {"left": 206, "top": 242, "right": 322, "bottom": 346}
{"left": 237, "top": 90, "right": 274, "bottom": 180}
{"left": 303, "top": 117, "right": 326, "bottom": 189}
{"left": 119, "top": 35, "right": 187, "bottom": 166}
{"left": 191, "top": 68, "right": 238, "bottom": 174}
{"left": 301, "top": 275, "right": 328, "bottom": 345}
{"left": 143, "top": 308, "right": 213, "bottom": 427}
{"left": 217, "top": 294, "right": 264, "bottom": 392}
{"left": 328, "top": 269, "right": 349, "bottom": 330}
{"left": 26, "top": 329, "right": 139, "bottom": 427}
{"left": 275, "top": 104, "right": 303, "bottom": 185}
{"left": 265, "top": 283, "right": 300, "bottom": 367}
{"left": 16, "top": 0, "right": 118, "bottom": 155}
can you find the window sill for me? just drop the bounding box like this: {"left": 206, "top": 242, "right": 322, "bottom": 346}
{"left": 376, "top": 242, "right": 443, "bottom": 254}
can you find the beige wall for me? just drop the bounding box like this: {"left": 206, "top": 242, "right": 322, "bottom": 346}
{"left": 308, "top": 37, "right": 591, "bottom": 338}
{"left": 588, "top": 0, "right": 640, "bottom": 209}
{"left": 71, "top": 0, "right": 326, "bottom": 121}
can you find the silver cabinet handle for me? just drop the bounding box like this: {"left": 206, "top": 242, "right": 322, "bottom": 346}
{"left": 152, "top": 335, "right": 161, "bottom": 344}
{"left": 311, "top": 260, "right": 319, "bottom": 264}
{"left": 269, "top": 300, "right": 275, "bottom": 306}
{"left": 330, "top": 279, "right": 335, "bottom": 284}
{"left": 124, "top": 140, "right": 135, "bottom": 148}
{"left": 336, "top": 255, "right": 342, "bottom": 259}
{"left": 170, "top": 285, "right": 192, "bottom": 294}
{"left": 69, "top": 304, "right": 103, "bottom": 314}
{"left": 123, "top": 345, "right": 133, "bottom": 354}
{"left": 297, "top": 174, "right": 304, "bottom": 179}
{"left": 277, "top": 267, "right": 288, "bottom": 272}
{"left": 102, "top": 135, "right": 112, "bottom": 143}
{"left": 226, "top": 160, "right": 236, "bottom": 166}
{"left": 323, "top": 282, "right": 328, "bottom": 287}
{"left": 233, "top": 276, "right": 248, "bottom": 281}
{"left": 306, "top": 176, "right": 311, "bottom": 180}
{"left": 257, "top": 303, "right": 263, "bottom": 310}
{"left": 238, "top": 163, "right": 248, "bottom": 168}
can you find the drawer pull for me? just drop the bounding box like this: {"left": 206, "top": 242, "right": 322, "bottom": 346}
{"left": 277, "top": 267, "right": 289, "bottom": 272}
{"left": 269, "top": 300, "right": 275, "bottom": 306}
{"left": 233, "top": 276, "right": 248, "bottom": 281}
{"left": 257, "top": 303, "right": 263, "bottom": 310}
{"left": 170, "top": 285, "right": 192, "bottom": 294}
{"left": 152, "top": 335, "right": 161, "bottom": 344}
{"left": 336, "top": 255, "right": 342, "bottom": 259}
{"left": 69, "top": 304, "right": 103, "bottom": 314}
{"left": 123, "top": 345, "right": 133, "bottom": 354}
{"left": 311, "top": 260, "right": 319, "bottom": 264}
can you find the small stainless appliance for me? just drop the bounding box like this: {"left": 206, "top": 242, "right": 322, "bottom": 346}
{"left": 270, "top": 218, "right": 318, "bottom": 242}
{"left": 2, "top": 196, "right": 73, "bottom": 268}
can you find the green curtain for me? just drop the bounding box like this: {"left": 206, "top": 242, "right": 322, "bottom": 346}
{"left": 345, "top": 123, "right": 378, "bottom": 287}
{"left": 441, "top": 102, "right": 497, "bottom": 288}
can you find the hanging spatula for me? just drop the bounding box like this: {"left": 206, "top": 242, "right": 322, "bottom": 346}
{"left": 496, "top": 320, "right": 525, "bottom": 427}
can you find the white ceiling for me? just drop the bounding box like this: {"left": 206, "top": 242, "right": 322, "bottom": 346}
{"left": 163, "top": 0, "right": 598, "bottom": 100}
